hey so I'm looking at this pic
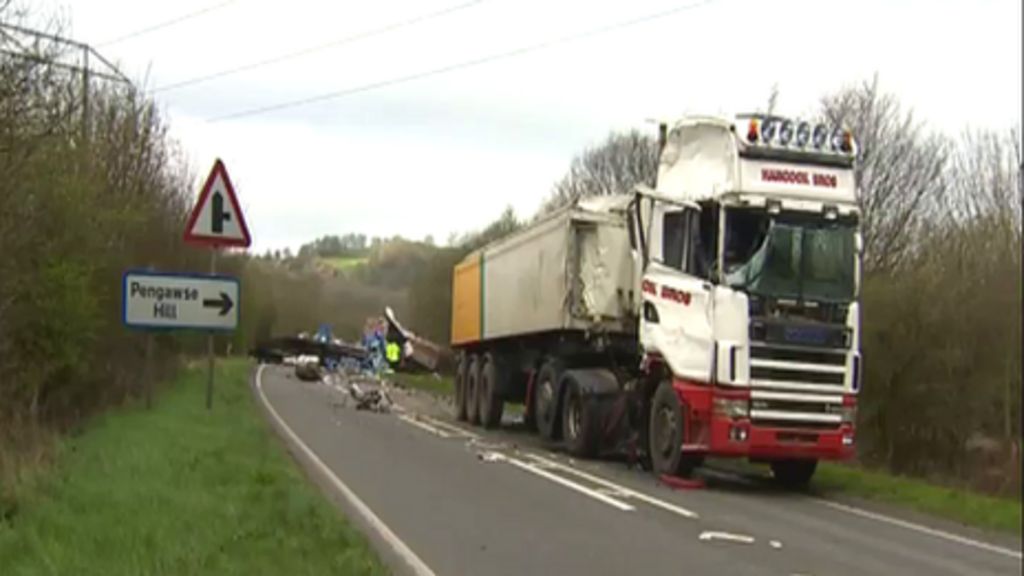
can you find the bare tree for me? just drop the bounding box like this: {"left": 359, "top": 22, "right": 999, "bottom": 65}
{"left": 539, "top": 130, "right": 659, "bottom": 216}
{"left": 820, "top": 75, "right": 949, "bottom": 272}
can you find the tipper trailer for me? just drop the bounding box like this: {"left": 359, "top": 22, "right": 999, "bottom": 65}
{"left": 450, "top": 113, "right": 863, "bottom": 486}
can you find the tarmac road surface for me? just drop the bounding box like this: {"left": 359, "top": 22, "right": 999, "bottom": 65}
{"left": 254, "top": 365, "right": 1022, "bottom": 576}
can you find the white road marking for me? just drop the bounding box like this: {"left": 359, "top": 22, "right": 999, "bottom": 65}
{"left": 398, "top": 417, "right": 696, "bottom": 521}
{"left": 255, "top": 366, "right": 438, "bottom": 576}
{"left": 397, "top": 415, "right": 452, "bottom": 438}
{"left": 699, "top": 531, "right": 756, "bottom": 544}
{"left": 769, "top": 540, "right": 783, "bottom": 550}
{"left": 501, "top": 455, "right": 637, "bottom": 512}
{"left": 815, "top": 498, "right": 1023, "bottom": 560}
{"left": 419, "top": 415, "right": 481, "bottom": 439}
{"left": 524, "top": 453, "right": 700, "bottom": 520}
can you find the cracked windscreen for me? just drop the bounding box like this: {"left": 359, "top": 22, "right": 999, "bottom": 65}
{"left": 724, "top": 209, "right": 856, "bottom": 303}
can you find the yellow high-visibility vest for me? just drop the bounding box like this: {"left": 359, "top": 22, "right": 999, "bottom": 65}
{"left": 386, "top": 342, "right": 400, "bottom": 363}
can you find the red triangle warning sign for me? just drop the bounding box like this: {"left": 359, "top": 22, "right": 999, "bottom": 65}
{"left": 184, "top": 159, "right": 251, "bottom": 248}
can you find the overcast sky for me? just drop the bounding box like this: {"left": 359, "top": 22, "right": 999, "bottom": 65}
{"left": 30, "top": 0, "right": 1024, "bottom": 252}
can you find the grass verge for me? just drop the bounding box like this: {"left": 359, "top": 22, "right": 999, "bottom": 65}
{"left": 814, "top": 462, "right": 1021, "bottom": 535}
{"left": 0, "top": 358, "right": 385, "bottom": 575}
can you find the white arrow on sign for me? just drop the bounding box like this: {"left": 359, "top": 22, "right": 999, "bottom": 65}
{"left": 123, "top": 271, "right": 240, "bottom": 331}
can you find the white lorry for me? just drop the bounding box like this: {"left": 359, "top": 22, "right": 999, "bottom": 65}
{"left": 450, "top": 113, "right": 862, "bottom": 486}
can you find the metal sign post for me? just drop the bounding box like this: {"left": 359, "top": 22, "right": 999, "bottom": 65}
{"left": 207, "top": 249, "right": 217, "bottom": 410}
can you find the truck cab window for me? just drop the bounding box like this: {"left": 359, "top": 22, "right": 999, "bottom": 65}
{"left": 724, "top": 208, "right": 771, "bottom": 274}
{"left": 662, "top": 210, "right": 688, "bottom": 271}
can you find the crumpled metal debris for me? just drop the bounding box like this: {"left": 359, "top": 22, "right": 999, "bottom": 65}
{"left": 477, "top": 451, "right": 506, "bottom": 463}
{"left": 348, "top": 381, "right": 393, "bottom": 413}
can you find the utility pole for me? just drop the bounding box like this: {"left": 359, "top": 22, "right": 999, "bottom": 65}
{"left": 0, "top": 23, "right": 133, "bottom": 139}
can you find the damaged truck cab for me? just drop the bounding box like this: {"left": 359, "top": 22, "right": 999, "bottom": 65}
{"left": 450, "top": 113, "right": 862, "bottom": 487}
{"left": 633, "top": 115, "right": 861, "bottom": 484}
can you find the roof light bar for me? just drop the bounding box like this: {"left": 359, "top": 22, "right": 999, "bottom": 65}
{"left": 739, "top": 114, "right": 855, "bottom": 156}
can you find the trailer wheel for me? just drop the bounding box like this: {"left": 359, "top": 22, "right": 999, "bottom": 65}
{"left": 534, "top": 360, "right": 564, "bottom": 441}
{"left": 649, "top": 380, "right": 700, "bottom": 477}
{"left": 466, "top": 355, "right": 482, "bottom": 425}
{"left": 479, "top": 354, "right": 505, "bottom": 429}
{"left": 561, "top": 374, "right": 600, "bottom": 458}
{"left": 769, "top": 459, "right": 817, "bottom": 489}
{"left": 454, "top": 353, "right": 469, "bottom": 421}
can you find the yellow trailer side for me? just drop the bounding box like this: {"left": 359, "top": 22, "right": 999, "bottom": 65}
{"left": 450, "top": 253, "right": 482, "bottom": 346}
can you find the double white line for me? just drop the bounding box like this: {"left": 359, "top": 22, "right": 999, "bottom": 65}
{"left": 405, "top": 414, "right": 700, "bottom": 519}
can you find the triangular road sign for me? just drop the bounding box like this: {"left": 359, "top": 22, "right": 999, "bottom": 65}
{"left": 184, "top": 159, "right": 252, "bottom": 248}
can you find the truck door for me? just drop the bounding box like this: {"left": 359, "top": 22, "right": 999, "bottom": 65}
{"left": 632, "top": 198, "right": 715, "bottom": 383}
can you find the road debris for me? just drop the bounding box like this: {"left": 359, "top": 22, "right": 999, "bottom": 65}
{"left": 698, "top": 531, "right": 756, "bottom": 544}
{"left": 659, "top": 474, "right": 705, "bottom": 490}
{"left": 477, "top": 451, "right": 506, "bottom": 463}
{"left": 770, "top": 540, "right": 783, "bottom": 550}
{"left": 348, "top": 380, "right": 393, "bottom": 413}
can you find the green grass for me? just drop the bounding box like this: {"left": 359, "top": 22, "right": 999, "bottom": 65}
{"left": 0, "top": 359, "right": 385, "bottom": 575}
{"left": 319, "top": 256, "right": 368, "bottom": 272}
{"left": 814, "top": 463, "right": 1021, "bottom": 535}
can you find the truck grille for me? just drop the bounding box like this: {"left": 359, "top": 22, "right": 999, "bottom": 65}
{"left": 749, "top": 344, "right": 847, "bottom": 392}
{"left": 748, "top": 392, "right": 845, "bottom": 430}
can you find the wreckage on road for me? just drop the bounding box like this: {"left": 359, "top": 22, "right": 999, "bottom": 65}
{"left": 250, "top": 334, "right": 368, "bottom": 367}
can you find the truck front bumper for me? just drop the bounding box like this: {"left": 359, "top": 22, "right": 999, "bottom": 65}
{"left": 675, "top": 380, "right": 856, "bottom": 461}
{"left": 703, "top": 417, "right": 855, "bottom": 460}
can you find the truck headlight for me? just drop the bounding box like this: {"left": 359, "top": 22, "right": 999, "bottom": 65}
{"left": 713, "top": 397, "right": 748, "bottom": 420}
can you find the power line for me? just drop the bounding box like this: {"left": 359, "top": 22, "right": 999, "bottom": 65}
{"left": 97, "top": 0, "right": 239, "bottom": 47}
{"left": 208, "top": 0, "right": 716, "bottom": 123}
{"left": 151, "top": 0, "right": 486, "bottom": 94}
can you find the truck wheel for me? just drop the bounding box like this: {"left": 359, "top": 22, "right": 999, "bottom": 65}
{"left": 770, "top": 459, "right": 817, "bottom": 489}
{"left": 534, "top": 360, "right": 564, "bottom": 441}
{"left": 561, "top": 374, "right": 600, "bottom": 458}
{"left": 466, "top": 355, "right": 482, "bottom": 425}
{"left": 479, "top": 354, "right": 505, "bottom": 429}
{"left": 649, "top": 380, "right": 700, "bottom": 477}
{"left": 454, "top": 354, "right": 469, "bottom": 421}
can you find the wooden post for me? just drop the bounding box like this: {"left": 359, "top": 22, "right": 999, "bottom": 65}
{"left": 144, "top": 263, "right": 155, "bottom": 410}
{"left": 145, "top": 330, "right": 154, "bottom": 410}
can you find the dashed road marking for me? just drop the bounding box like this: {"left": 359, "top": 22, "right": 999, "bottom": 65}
{"left": 397, "top": 415, "right": 453, "bottom": 438}
{"left": 501, "top": 454, "right": 637, "bottom": 512}
{"left": 524, "top": 453, "right": 700, "bottom": 520}
{"left": 395, "top": 414, "right": 701, "bottom": 520}
{"left": 419, "top": 414, "right": 480, "bottom": 439}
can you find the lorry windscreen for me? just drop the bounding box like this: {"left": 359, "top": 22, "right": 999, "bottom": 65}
{"left": 724, "top": 210, "right": 856, "bottom": 303}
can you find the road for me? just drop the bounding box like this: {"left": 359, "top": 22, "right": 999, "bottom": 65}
{"left": 254, "top": 365, "right": 1022, "bottom": 576}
